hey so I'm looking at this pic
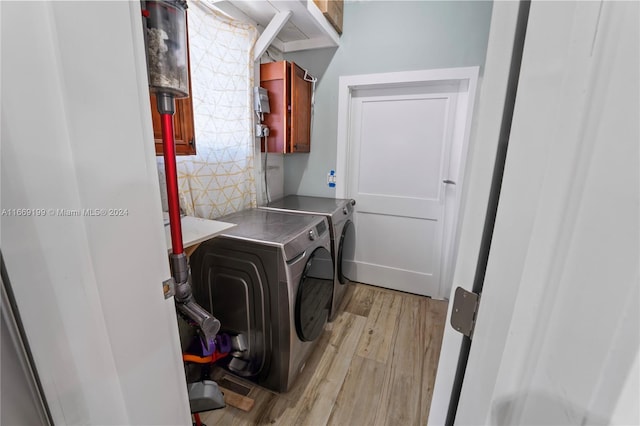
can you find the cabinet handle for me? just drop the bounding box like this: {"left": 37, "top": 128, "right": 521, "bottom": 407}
{"left": 189, "top": 139, "right": 194, "bottom": 146}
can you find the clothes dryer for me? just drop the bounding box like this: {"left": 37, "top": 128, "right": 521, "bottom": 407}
{"left": 190, "top": 209, "right": 333, "bottom": 392}
{"left": 259, "top": 196, "right": 356, "bottom": 321}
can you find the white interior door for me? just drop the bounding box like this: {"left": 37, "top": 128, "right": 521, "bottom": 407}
{"left": 431, "top": 1, "right": 639, "bottom": 424}
{"left": 337, "top": 69, "right": 478, "bottom": 298}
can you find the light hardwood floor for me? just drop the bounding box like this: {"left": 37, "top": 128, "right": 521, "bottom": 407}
{"left": 200, "top": 283, "right": 448, "bottom": 426}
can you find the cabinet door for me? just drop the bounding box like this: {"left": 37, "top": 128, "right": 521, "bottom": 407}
{"left": 289, "top": 63, "right": 312, "bottom": 153}
{"left": 260, "top": 61, "right": 288, "bottom": 153}
{"left": 150, "top": 94, "right": 196, "bottom": 156}
{"left": 260, "top": 61, "right": 312, "bottom": 154}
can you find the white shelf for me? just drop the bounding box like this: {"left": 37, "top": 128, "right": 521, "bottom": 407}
{"left": 211, "top": 0, "right": 340, "bottom": 53}
{"left": 164, "top": 215, "right": 235, "bottom": 251}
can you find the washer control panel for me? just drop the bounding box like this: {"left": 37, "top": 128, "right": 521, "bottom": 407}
{"left": 283, "top": 217, "right": 331, "bottom": 261}
{"left": 315, "top": 219, "right": 327, "bottom": 237}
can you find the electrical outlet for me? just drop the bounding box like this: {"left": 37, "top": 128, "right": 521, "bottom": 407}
{"left": 256, "top": 124, "right": 270, "bottom": 137}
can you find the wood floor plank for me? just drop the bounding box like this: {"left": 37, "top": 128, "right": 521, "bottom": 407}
{"left": 356, "top": 290, "right": 402, "bottom": 363}
{"left": 374, "top": 295, "right": 423, "bottom": 426}
{"left": 250, "top": 391, "right": 293, "bottom": 425}
{"left": 326, "top": 356, "right": 387, "bottom": 426}
{"left": 200, "top": 383, "right": 277, "bottom": 426}
{"left": 343, "top": 284, "right": 376, "bottom": 317}
{"left": 278, "top": 323, "right": 335, "bottom": 403}
{"left": 336, "top": 282, "right": 355, "bottom": 313}
{"left": 277, "top": 312, "right": 367, "bottom": 426}
{"left": 246, "top": 327, "right": 339, "bottom": 423}
{"left": 356, "top": 282, "right": 414, "bottom": 297}
{"left": 420, "top": 297, "right": 449, "bottom": 424}
{"left": 199, "top": 284, "right": 448, "bottom": 426}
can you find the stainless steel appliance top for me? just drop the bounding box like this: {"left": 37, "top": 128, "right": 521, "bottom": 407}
{"left": 216, "top": 208, "right": 323, "bottom": 246}
{"left": 265, "top": 195, "right": 354, "bottom": 218}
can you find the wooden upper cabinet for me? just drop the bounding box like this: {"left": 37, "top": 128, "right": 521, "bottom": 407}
{"left": 260, "top": 61, "right": 312, "bottom": 153}
{"left": 150, "top": 93, "right": 196, "bottom": 156}
{"left": 150, "top": 15, "right": 196, "bottom": 156}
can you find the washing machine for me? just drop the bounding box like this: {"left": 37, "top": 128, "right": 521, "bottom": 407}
{"left": 189, "top": 209, "right": 333, "bottom": 393}
{"left": 259, "top": 196, "right": 356, "bottom": 321}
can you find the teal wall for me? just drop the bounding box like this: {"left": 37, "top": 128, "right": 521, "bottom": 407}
{"left": 283, "top": 0, "right": 493, "bottom": 196}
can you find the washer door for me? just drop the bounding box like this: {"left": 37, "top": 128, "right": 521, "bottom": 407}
{"left": 295, "top": 246, "right": 333, "bottom": 342}
{"left": 338, "top": 219, "right": 356, "bottom": 284}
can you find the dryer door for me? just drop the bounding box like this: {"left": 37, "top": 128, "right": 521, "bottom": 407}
{"left": 338, "top": 219, "right": 356, "bottom": 284}
{"left": 295, "top": 246, "right": 333, "bottom": 342}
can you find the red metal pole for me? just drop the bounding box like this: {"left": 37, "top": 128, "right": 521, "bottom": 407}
{"left": 193, "top": 413, "right": 202, "bottom": 426}
{"left": 161, "top": 113, "right": 184, "bottom": 255}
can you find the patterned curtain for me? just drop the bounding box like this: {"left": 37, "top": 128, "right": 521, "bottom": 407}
{"left": 158, "top": 0, "right": 258, "bottom": 219}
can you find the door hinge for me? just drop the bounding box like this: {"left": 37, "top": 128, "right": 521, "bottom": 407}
{"left": 450, "top": 287, "right": 481, "bottom": 339}
{"left": 163, "top": 277, "right": 175, "bottom": 299}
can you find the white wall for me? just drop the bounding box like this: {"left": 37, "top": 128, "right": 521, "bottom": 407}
{"left": 1, "top": 2, "right": 191, "bottom": 424}
{"left": 283, "top": 0, "right": 493, "bottom": 197}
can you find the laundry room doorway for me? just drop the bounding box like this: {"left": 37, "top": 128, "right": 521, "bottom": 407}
{"left": 336, "top": 68, "right": 478, "bottom": 299}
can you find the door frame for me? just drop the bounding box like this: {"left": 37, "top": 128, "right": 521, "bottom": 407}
{"left": 431, "top": 1, "right": 639, "bottom": 424}
{"left": 335, "top": 67, "right": 479, "bottom": 299}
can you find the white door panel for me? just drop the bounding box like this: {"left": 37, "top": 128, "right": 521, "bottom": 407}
{"left": 352, "top": 81, "right": 461, "bottom": 100}
{"left": 346, "top": 82, "right": 461, "bottom": 296}
{"left": 355, "top": 97, "right": 449, "bottom": 200}
{"left": 355, "top": 212, "right": 439, "bottom": 273}
{"left": 355, "top": 195, "right": 443, "bottom": 220}
{"left": 350, "top": 262, "right": 435, "bottom": 296}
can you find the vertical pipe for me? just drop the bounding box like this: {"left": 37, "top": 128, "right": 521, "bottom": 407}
{"left": 161, "top": 113, "right": 184, "bottom": 255}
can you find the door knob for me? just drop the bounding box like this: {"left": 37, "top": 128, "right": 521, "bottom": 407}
{"left": 443, "top": 179, "right": 457, "bottom": 185}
